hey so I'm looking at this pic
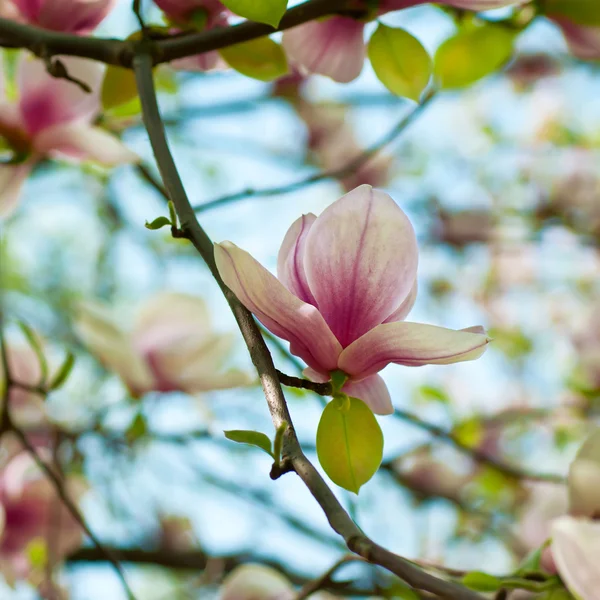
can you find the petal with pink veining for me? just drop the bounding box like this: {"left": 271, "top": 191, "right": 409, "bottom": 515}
{"left": 18, "top": 55, "right": 102, "bottom": 136}
{"left": 384, "top": 279, "right": 418, "bottom": 323}
{"left": 343, "top": 374, "right": 393, "bottom": 415}
{"left": 552, "top": 516, "right": 600, "bottom": 600}
{"left": 282, "top": 16, "right": 366, "bottom": 83}
{"left": 215, "top": 241, "right": 342, "bottom": 372}
{"left": 338, "top": 322, "right": 489, "bottom": 379}
{"left": 277, "top": 213, "right": 317, "bottom": 304}
{"left": 0, "top": 163, "right": 32, "bottom": 218}
{"left": 303, "top": 185, "right": 418, "bottom": 347}
{"left": 33, "top": 123, "right": 138, "bottom": 165}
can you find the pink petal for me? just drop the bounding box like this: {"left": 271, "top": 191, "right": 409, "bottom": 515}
{"left": 552, "top": 516, "right": 600, "bottom": 600}
{"left": 220, "top": 564, "right": 294, "bottom": 600}
{"left": 378, "top": 0, "right": 521, "bottom": 11}
{"left": 277, "top": 213, "right": 318, "bottom": 304}
{"left": 282, "top": 16, "right": 366, "bottom": 83}
{"left": 343, "top": 374, "right": 393, "bottom": 415}
{"left": 18, "top": 55, "right": 102, "bottom": 136}
{"left": 13, "top": 0, "right": 117, "bottom": 33}
{"left": 384, "top": 279, "right": 418, "bottom": 323}
{"left": 568, "top": 459, "right": 600, "bottom": 518}
{"left": 303, "top": 185, "right": 418, "bottom": 347}
{"left": 554, "top": 19, "right": 600, "bottom": 60}
{"left": 33, "top": 124, "right": 139, "bottom": 165}
{"left": 171, "top": 50, "right": 227, "bottom": 72}
{"left": 0, "top": 163, "right": 32, "bottom": 218}
{"left": 154, "top": 0, "right": 226, "bottom": 22}
{"left": 215, "top": 241, "right": 342, "bottom": 372}
{"left": 338, "top": 322, "right": 489, "bottom": 379}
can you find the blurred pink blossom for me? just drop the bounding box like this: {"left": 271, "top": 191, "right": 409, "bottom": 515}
{"left": 74, "top": 292, "right": 252, "bottom": 397}
{"left": 219, "top": 564, "right": 294, "bottom": 600}
{"left": 0, "top": 54, "right": 138, "bottom": 217}
{"left": 215, "top": 185, "right": 489, "bottom": 415}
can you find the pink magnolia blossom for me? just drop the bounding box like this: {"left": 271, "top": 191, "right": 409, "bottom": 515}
{"left": 74, "top": 292, "right": 252, "bottom": 397}
{"left": 215, "top": 185, "right": 489, "bottom": 415}
{"left": 0, "top": 452, "right": 84, "bottom": 581}
{"left": 219, "top": 564, "right": 294, "bottom": 600}
{"left": 0, "top": 54, "right": 137, "bottom": 217}
{"left": 7, "top": 0, "right": 117, "bottom": 34}
{"left": 553, "top": 18, "right": 600, "bottom": 60}
{"left": 551, "top": 516, "right": 600, "bottom": 600}
{"left": 282, "top": 1, "right": 519, "bottom": 83}
{"left": 154, "top": 0, "right": 230, "bottom": 71}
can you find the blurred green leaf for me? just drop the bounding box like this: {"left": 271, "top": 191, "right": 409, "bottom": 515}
{"left": 415, "top": 385, "right": 450, "bottom": 405}
{"left": 385, "top": 581, "right": 422, "bottom": 599}
{"left": 224, "top": 430, "right": 274, "bottom": 457}
{"left": 145, "top": 216, "right": 172, "bottom": 230}
{"left": 368, "top": 24, "right": 431, "bottom": 101}
{"left": 462, "top": 572, "right": 503, "bottom": 592}
{"left": 221, "top": 0, "right": 288, "bottom": 27}
{"left": 544, "top": 0, "right": 600, "bottom": 26}
{"left": 26, "top": 539, "right": 47, "bottom": 569}
{"left": 317, "top": 396, "right": 383, "bottom": 494}
{"left": 102, "top": 66, "right": 139, "bottom": 111}
{"left": 49, "top": 351, "right": 75, "bottom": 391}
{"left": 220, "top": 37, "right": 288, "bottom": 82}
{"left": 18, "top": 321, "right": 48, "bottom": 385}
{"left": 127, "top": 413, "right": 148, "bottom": 442}
{"left": 452, "top": 416, "right": 483, "bottom": 448}
{"left": 488, "top": 327, "right": 533, "bottom": 359}
{"left": 434, "top": 24, "right": 516, "bottom": 89}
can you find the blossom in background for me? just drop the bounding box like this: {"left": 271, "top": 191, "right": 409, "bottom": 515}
{"left": 154, "top": 0, "right": 230, "bottom": 71}
{"left": 0, "top": 54, "right": 137, "bottom": 217}
{"left": 215, "top": 185, "right": 488, "bottom": 415}
{"left": 74, "top": 292, "right": 252, "bottom": 397}
{"left": 0, "top": 451, "right": 84, "bottom": 582}
{"left": 550, "top": 18, "right": 600, "bottom": 61}
{"left": 6, "top": 0, "right": 117, "bottom": 34}
{"left": 282, "top": 0, "right": 520, "bottom": 83}
{"left": 219, "top": 564, "right": 293, "bottom": 600}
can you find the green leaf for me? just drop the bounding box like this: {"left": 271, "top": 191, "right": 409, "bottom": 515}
{"left": 316, "top": 396, "right": 383, "bottom": 494}
{"left": 224, "top": 430, "right": 274, "bottom": 457}
{"left": 25, "top": 539, "right": 47, "bottom": 569}
{"left": 49, "top": 352, "right": 75, "bottom": 391}
{"left": 102, "top": 66, "right": 139, "bottom": 111}
{"left": 273, "top": 421, "right": 287, "bottom": 465}
{"left": 219, "top": 37, "right": 288, "bottom": 82}
{"left": 18, "top": 321, "right": 48, "bottom": 385}
{"left": 462, "top": 572, "right": 503, "bottom": 592}
{"left": 126, "top": 413, "right": 148, "bottom": 442}
{"left": 434, "top": 24, "right": 516, "bottom": 89}
{"left": 544, "top": 0, "right": 600, "bottom": 26}
{"left": 385, "top": 581, "right": 422, "bottom": 599}
{"left": 221, "top": 0, "right": 288, "bottom": 27}
{"left": 145, "top": 216, "right": 172, "bottom": 230}
{"left": 368, "top": 24, "right": 431, "bottom": 101}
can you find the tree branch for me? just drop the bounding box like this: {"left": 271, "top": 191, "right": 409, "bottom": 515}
{"left": 133, "top": 49, "right": 483, "bottom": 600}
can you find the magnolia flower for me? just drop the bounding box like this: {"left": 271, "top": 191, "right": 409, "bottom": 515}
{"left": 215, "top": 185, "right": 489, "bottom": 415}
{"left": 154, "top": 0, "right": 229, "bottom": 71}
{"left": 553, "top": 19, "right": 600, "bottom": 60}
{"left": 0, "top": 452, "right": 84, "bottom": 580}
{"left": 551, "top": 516, "right": 600, "bottom": 600}
{"left": 0, "top": 54, "right": 137, "bottom": 217}
{"left": 7, "top": 0, "right": 117, "bottom": 33}
{"left": 220, "top": 564, "right": 294, "bottom": 600}
{"left": 282, "top": 0, "right": 520, "bottom": 83}
{"left": 74, "top": 292, "right": 252, "bottom": 397}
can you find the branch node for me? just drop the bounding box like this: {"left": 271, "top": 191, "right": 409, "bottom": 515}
{"left": 270, "top": 457, "right": 295, "bottom": 480}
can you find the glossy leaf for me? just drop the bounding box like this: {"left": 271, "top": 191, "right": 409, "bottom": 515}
{"left": 224, "top": 429, "right": 274, "bottom": 457}
{"left": 462, "top": 572, "right": 503, "bottom": 592}
{"left": 145, "top": 216, "right": 172, "bottom": 230}
{"left": 544, "top": 0, "right": 600, "bottom": 26}
{"left": 368, "top": 24, "right": 431, "bottom": 101}
{"left": 316, "top": 395, "right": 383, "bottom": 494}
{"left": 221, "top": 0, "right": 288, "bottom": 27}
{"left": 49, "top": 352, "right": 75, "bottom": 391}
{"left": 102, "top": 66, "right": 138, "bottom": 111}
{"left": 219, "top": 37, "right": 288, "bottom": 82}
{"left": 434, "top": 24, "right": 516, "bottom": 89}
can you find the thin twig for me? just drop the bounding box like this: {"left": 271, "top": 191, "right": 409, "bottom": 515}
{"left": 294, "top": 555, "right": 366, "bottom": 600}
{"left": 193, "top": 92, "right": 435, "bottom": 213}
{"left": 133, "top": 49, "right": 483, "bottom": 600}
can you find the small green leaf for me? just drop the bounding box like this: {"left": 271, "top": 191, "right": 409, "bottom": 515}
{"left": 273, "top": 421, "right": 287, "bottom": 465}
{"left": 26, "top": 539, "right": 47, "bottom": 569}
{"left": 221, "top": 0, "right": 288, "bottom": 27}
{"left": 544, "top": 0, "right": 600, "bottom": 26}
{"left": 49, "top": 352, "right": 75, "bottom": 391}
{"left": 102, "top": 66, "right": 139, "bottom": 111}
{"left": 330, "top": 370, "right": 348, "bottom": 395}
{"left": 368, "top": 24, "right": 431, "bottom": 101}
{"left": 126, "top": 413, "right": 148, "bottom": 442}
{"left": 224, "top": 430, "right": 274, "bottom": 457}
{"left": 434, "top": 24, "right": 516, "bottom": 89}
{"left": 145, "top": 216, "right": 172, "bottom": 230}
{"left": 462, "top": 572, "right": 503, "bottom": 592}
{"left": 316, "top": 396, "right": 383, "bottom": 494}
{"left": 385, "top": 581, "right": 422, "bottom": 599}
{"left": 18, "top": 321, "right": 48, "bottom": 385}
{"left": 219, "top": 37, "right": 288, "bottom": 82}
